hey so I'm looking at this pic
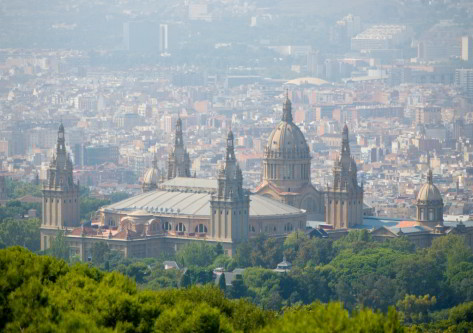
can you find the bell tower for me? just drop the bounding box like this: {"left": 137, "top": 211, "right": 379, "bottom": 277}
{"left": 210, "top": 130, "right": 250, "bottom": 253}
{"left": 41, "top": 123, "right": 80, "bottom": 250}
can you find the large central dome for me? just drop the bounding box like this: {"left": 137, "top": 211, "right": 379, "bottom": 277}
{"left": 261, "top": 95, "right": 312, "bottom": 190}
{"left": 265, "top": 97, "right": 310, "bottom": 159}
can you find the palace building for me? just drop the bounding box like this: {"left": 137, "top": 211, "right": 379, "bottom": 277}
{"left": 42, "top": 126, "right": 306, "bottom": 260}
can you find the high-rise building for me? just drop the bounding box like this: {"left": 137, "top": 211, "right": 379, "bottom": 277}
{"left": 325, "top": 125, "right": 363, "bottom": 229}
{"left": 461, "top": 36, "right": 473, "bottom": 62}
{"left": 159, "top": 24, "right": 168, "bottom": 54}
{"left": 455, "top": 68, "right": 473, "bottom": 101}
{"left": 41, "top": 124, "right": 80, "bottom": 251}
{"left": 167, "top": 117, "right": 191, "bottom": 179}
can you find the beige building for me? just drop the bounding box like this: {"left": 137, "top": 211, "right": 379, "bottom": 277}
{"left": 46, "top": 128, "right": 306, "bottom": 260}
{"left": 325, "top": 125, "right": 364, "bottom": 228}
{"left": 254, "top": 96, "right": 324, "bottom": 220}
{"left": 167, "top": 117, "right": 191, "bottom": 179}
{"left": 40, "top": 124, "right": 81, "bottom": 251}
{"left": 415, "top": 106, "right": 442, "bottom": 125}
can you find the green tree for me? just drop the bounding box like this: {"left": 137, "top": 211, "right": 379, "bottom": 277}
{"left": 49, "top": 230, "right": 69, "bottom": 261}
{"left": 293, "top": 237, "right": 334, "bottom": 268}
{"left": 5, "top": 178, "right": 42, "bottom": 199}
{"left": 80, "top": 197, "right": 110, "bottom": 220}
{"left": 91, "top": 242, "right": 110, "bottom": 266}
{"left": 229, "top": 274, "right": 247, "bottom": 299}
{"left": 283, "top": 230, "right": 308, "bottom": 262}
{"left": 234, "top": 241, "right": 252, "bottom": 268}
{"left": 396, "top": 294, "right": 437, "bottom": 324}
{"left": 180, "top": 269, "right": 192, "bottom": 288}
{"left": 125, "top": 262, "right": 150, "bottom": 284}
{"left": 259, "top": 302, "right": 404, "bottom": 333}
{"left": 218, "top": 273, "right": 226, "bottom": 292}
{"left": 0, "top": 218, "right": 41, "bottom": 251}
{"left": 176, "top": 242, "right": 219, "bottom": 267}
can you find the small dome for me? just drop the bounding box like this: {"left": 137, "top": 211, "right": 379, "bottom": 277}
{"left": 417, "top": 170, "right": 442, "bottom": 202}
{"left": 142, "top": 154, "right": 160, "bottom": 190}
{"left": 143, "top": 167, "right": 160, "bottom": 186}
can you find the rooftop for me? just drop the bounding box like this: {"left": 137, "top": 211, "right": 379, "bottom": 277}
{"left": 104, "top": 177, "right": 305, "bottom": 218}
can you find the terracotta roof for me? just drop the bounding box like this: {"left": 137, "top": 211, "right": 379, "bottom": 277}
{"left": 396, "top": 220, "right": 418, "bottom": 228}
{"left": 69, "top": 227, "right": 100, "bottom": 236}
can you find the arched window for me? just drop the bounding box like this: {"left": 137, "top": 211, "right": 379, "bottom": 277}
{"left": 162, "top": 221, "right": 172, "bottom": 231}
{"left": 249, "top": 225, "right": 255, "bottom": 232}
{"left": 176, "top": 223, "right": 186, "bottom": 232}
{"left": 429, "top": 209, "right": 434, "bottom": 221}
{"left": 108, "top": 219, "right": 116, "bottom": 227}
{"left": 195, "top": 224, "right": 208, "bottom": 233}
{"left": 149, "top": 221, "right": 159, "bottom": 232}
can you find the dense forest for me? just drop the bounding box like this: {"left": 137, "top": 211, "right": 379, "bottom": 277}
{"left": 1, "top": 246, "right": 473, "bottom": 332}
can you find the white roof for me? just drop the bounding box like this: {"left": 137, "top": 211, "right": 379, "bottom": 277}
{"left": 105, "top": 178, "right": 304, "bottom": 218}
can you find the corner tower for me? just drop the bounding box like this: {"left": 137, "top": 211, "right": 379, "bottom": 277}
{"left": 325, "top": 125, "right": 363, "bottom": 228}
{"left": 255, "top": 93, "right": 324, "bottom": 219}
{"left": 167, "top": 117, "right": 191, "bottom": 179}
{"left": 41, "top": 123, "right": 80, "bottom": 250}
{"left": 210, "top": 130, "right": 250, "bottom": 253}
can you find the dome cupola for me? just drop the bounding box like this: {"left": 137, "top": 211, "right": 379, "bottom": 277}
{"left": 416, "top": 170, "right": 444, "bottom": 227}
{"left": 142, "top": 154, "right": 160, "bottom": 192}
{"left": 262, "top": 94, "right": 311, "bottom": 190}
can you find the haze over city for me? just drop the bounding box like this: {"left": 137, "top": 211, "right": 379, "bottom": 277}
{"left": 1, "top": 0, "right": 473, "bottom": 332}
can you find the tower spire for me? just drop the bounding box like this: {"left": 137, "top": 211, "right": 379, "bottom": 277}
{"left": 282, "top": 92, "right": 293, "bottom": 123}
{"left": 341, "top": 124, "right": 350, "bottom": 156}
{"left": 175, "top": 116, "right": 183, "bottom": 147}
{"left": 152, "top": 152, "right": 158, "bottom": 169}
{"left": 427, "top": 169, "right": 433, "bottom": 185}
{"left": 226, "top": 129, "right": 235, "bottom": 162}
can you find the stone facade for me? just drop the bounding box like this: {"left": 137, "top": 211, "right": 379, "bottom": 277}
{"left": 416, "top": 170, "right": 444, "bottom": 228}
{"left": 40, "top": 124, "right": 80, "bottom": 251}
{"left": 325, "top": 125, "right": 364, "bottom": 228}
{"left": 60, "top": 129, "right": 305, "bottom": 260}
{"left": 167, "top": 117, "right": 191, "bottom": 179}
{"left": 255, "top": 96, "right": 324, "bottom": 220}
{"left": 210, "top": 130, "right": 250, "bottom": 250}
